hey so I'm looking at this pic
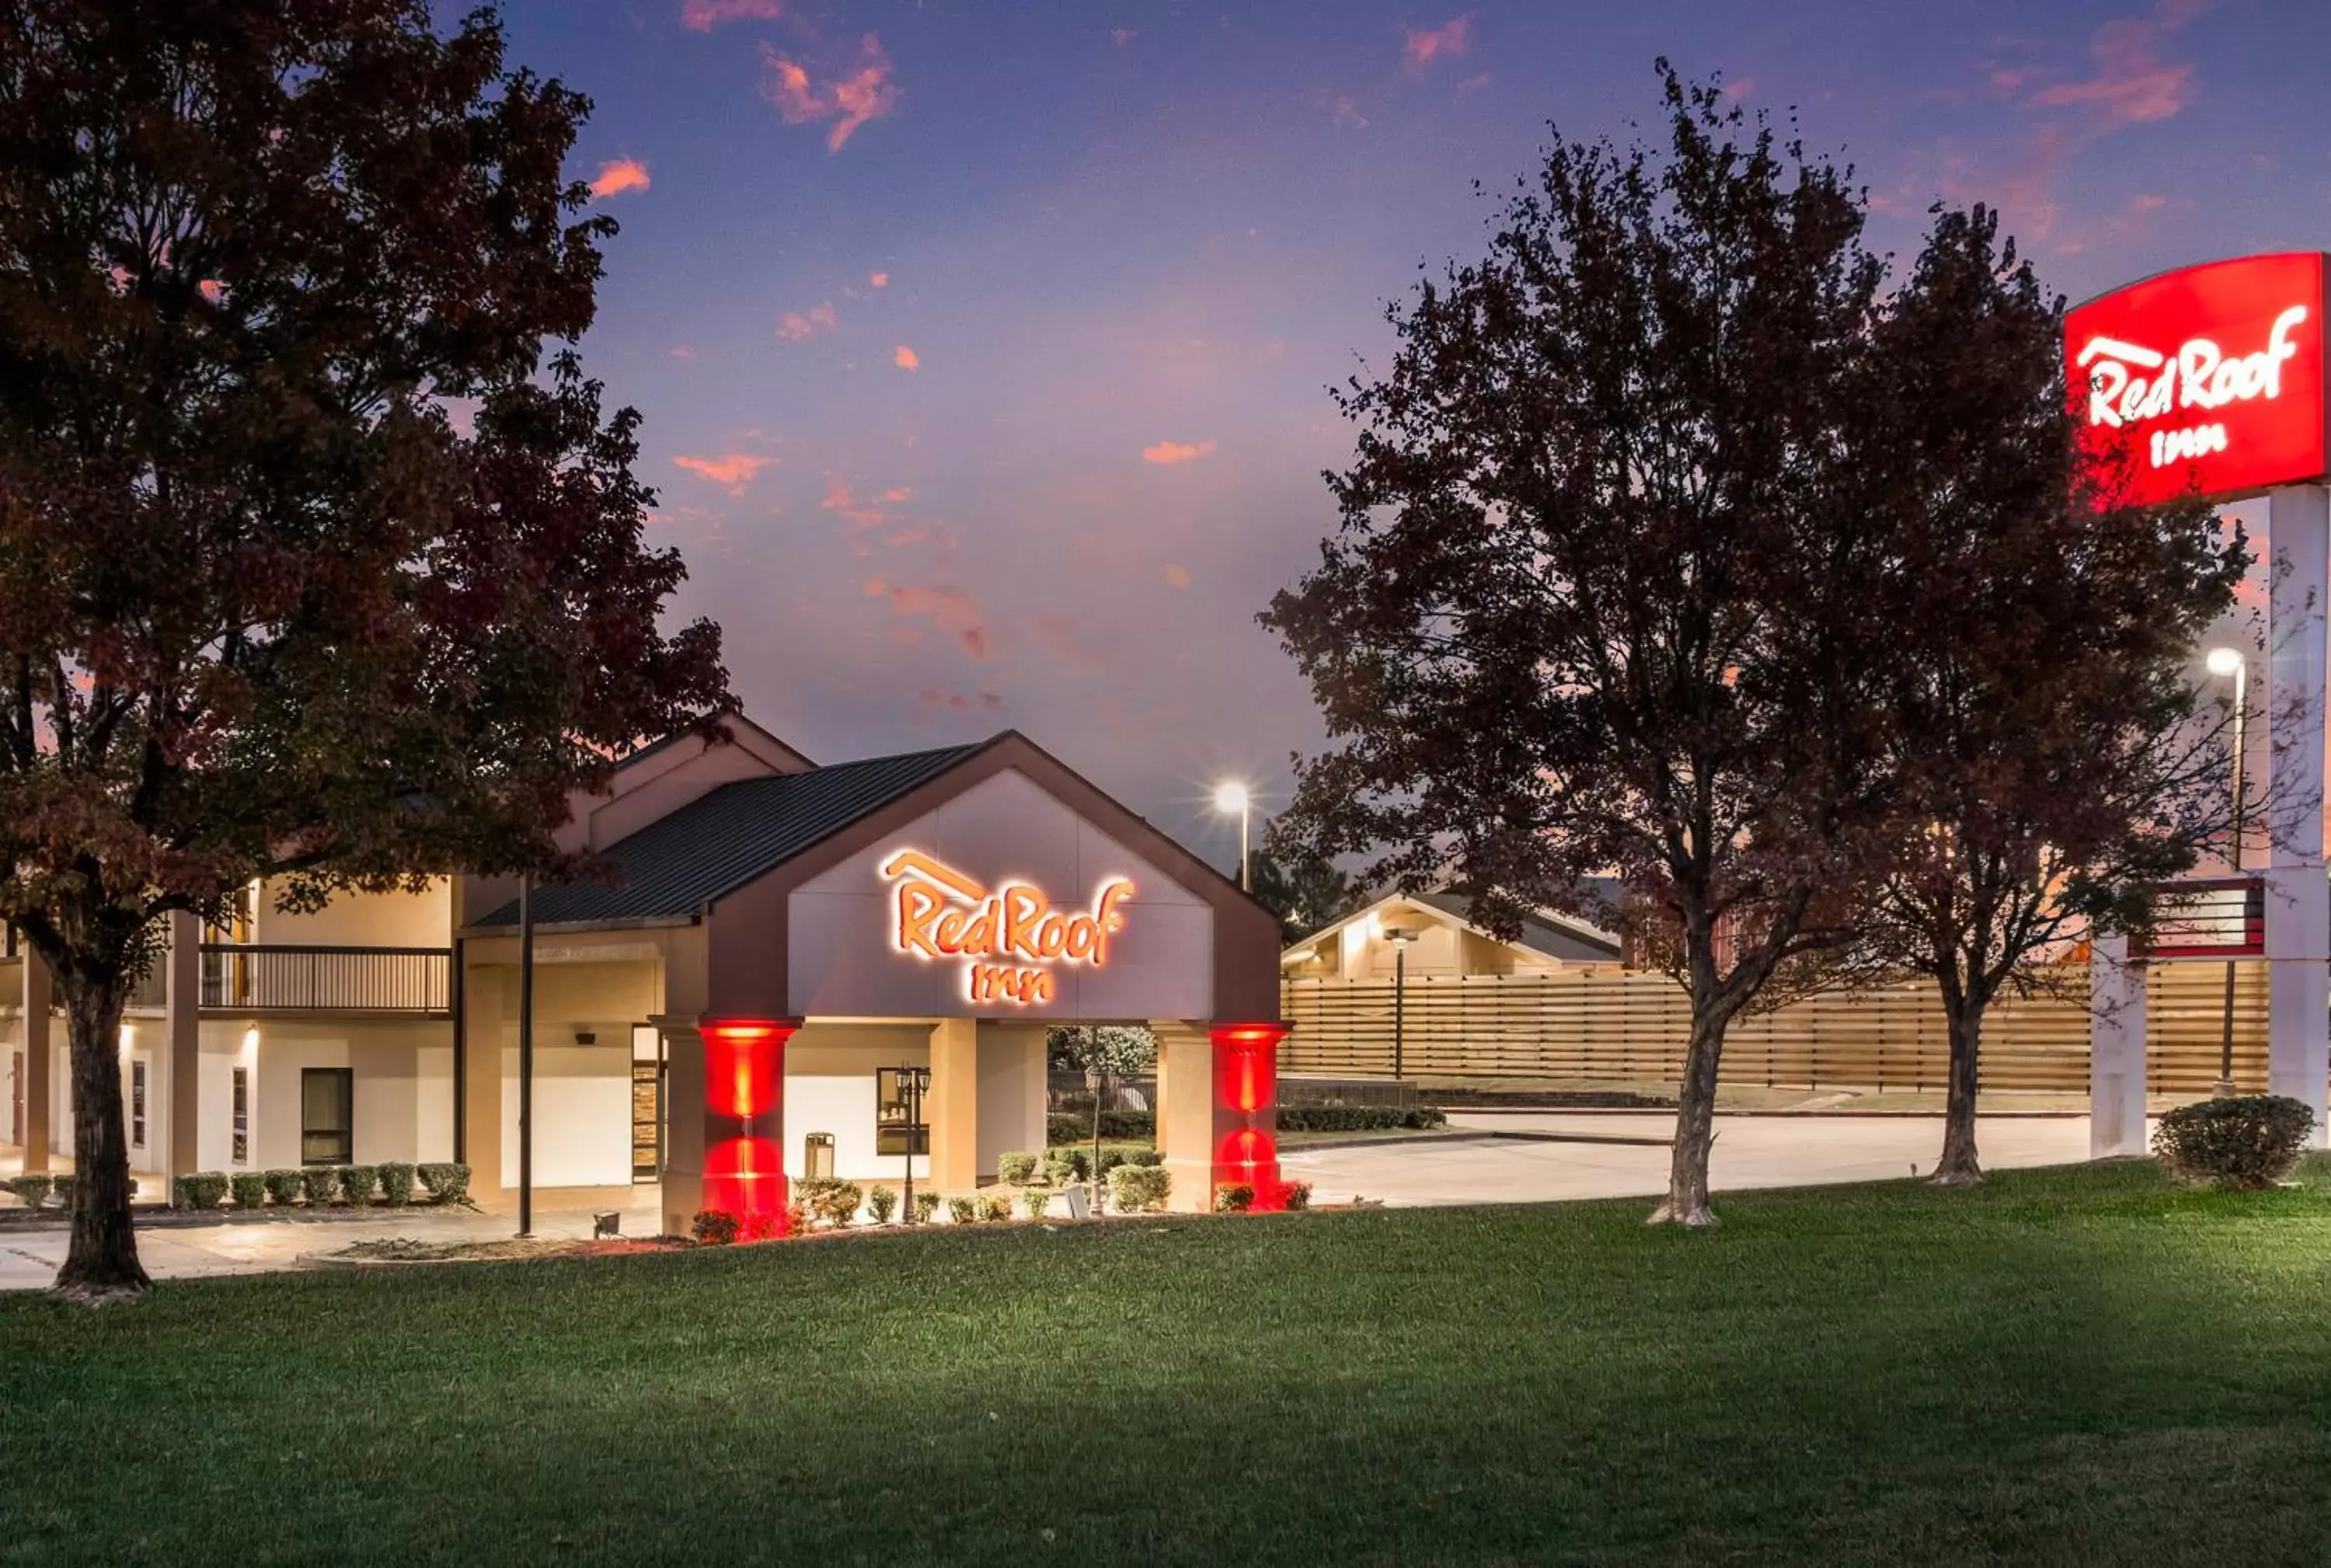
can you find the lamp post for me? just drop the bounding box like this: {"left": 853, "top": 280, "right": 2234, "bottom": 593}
{"left": 2207, "top": 644, "right": 2249, "bottom": 1098}
{"left": 1212, "top": 781, "right": 1252, "bottom": 891}
{"left": 1384, "top": 926, "right": 1416, "bottom": 1081}
{"left": 896, "top": 1064, "right": 929, "bottom": 1222}
{"left": 517, "top": 872, "right": 534, "bottom": 1239}
{"left": 1085, "top": 1063, "right": 1105, "bottom": 1215}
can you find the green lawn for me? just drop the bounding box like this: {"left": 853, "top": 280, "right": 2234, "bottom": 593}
{"left": 5, "top": 1164, "right": 2331, "bottom": 1566}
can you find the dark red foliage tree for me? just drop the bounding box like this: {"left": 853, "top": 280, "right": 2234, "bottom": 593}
{"left": 1264, "top": 69, "right": 1905, "bottom": 1226}
{"left": 1852, "top": 205, "right": 2243, "bottom": 1184}
{"left": 0, "top": 0, "right": 729, "bottom": 1299}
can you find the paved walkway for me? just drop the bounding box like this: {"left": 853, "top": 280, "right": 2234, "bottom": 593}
{"left": 0, "top": 1197, "right": 666, "bottom": 1293}
{"left": 1, "top": 1115, "right": 2110, "bottom": 1288}
{"left": 1281, "top": 1111, "right": 2099, "bottom": 1208}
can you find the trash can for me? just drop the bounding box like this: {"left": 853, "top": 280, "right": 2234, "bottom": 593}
{"left": 804, "top": 1132, "right": 835, "bottom": 1181}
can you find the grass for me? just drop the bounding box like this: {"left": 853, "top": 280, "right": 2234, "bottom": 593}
{"left": 6, "top": 1163, "right": 2331, "bottom": 1566}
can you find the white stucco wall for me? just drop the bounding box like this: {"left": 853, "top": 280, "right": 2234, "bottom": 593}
{"left": 783, "top": 1023, "right": 931, "bottom": 1180}
{"left": 257, "top": 878, "right": 453, "bottom": 950}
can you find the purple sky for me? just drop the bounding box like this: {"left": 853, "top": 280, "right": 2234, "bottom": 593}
{"left": 489, "top": 0, "right": 2322, "bottom": 873}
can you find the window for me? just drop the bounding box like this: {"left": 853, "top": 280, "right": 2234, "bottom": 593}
{"left": 300, "top": 1068, "right": 353, "bottom": 1166}
{"left": 231, "top": 1067, "right": 250, "bottom": 1166}
{"left": 874, "top": 1068, "right": 929, "bottom": 1157}
{"left": 130, "top": 1060, "right": 148, "bottom": 1151}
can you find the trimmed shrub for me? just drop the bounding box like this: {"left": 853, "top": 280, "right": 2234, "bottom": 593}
{"left": 1280, "top": 1179, "right": 1314, "bottom": 1211}
{"left": 866, "top": 1184, "right": 900, "bottom": 1223}
{"left": 299, "top": 1167, "right": 337, "bottom": 1205}
{"left": 229, "top": 1172, "right": 268, "bottom": 1210}
{"left": 997, "top": 1151, "right": 1040, "bottom": 1184}
{"left": 1020, "top": 1186, "right": 1051, "bottom": 1220}
{"left": 2153, "top": 1095, "right": 2315, "bottom": 1190}
{"left": 755, "top": 1208, "right": 790, "bottom": 1242}
{"left": 417, "top": 1162, "right": 472, "bottom": 1206}
{"left": 946, "top": 1194, "right": 978, "bottom": 1225}
{"left": 811, "top": 1180, "right": 863, "bottom": 1228}
{"left": 912, "top": 1190, "right": 941, "bottom": 1223}
{"left": 1042, "top": 1148, "right": 1090, "bottom": 1186}
{"left": 5, "top": 1174, "right": 53, "bottom": 1209}
{"left": 692, "top": 1208, "right": 741, "bottom": 1245}
{"left": 337, "top": 1166, "right": 378, "bottom": 1206}
{"left": 1131, "top": 1149, "right": 1163, "bottom": 1168}
{"left": 979, "top": 1194, "right": 1012, "bottom": 1222}
{"left": 1110, "top": 1163, "right": 1172, "bottom": 1214}
{"left": 1274, "top": 1103, "right": 1448, "bottom": 1133}
{"left": 173, "top": 1172, "right": 231, "bottom": 1211}
{"left": 1047, "top": 1110, "right": 1154, "bottom": 1145}
{"left": 377, "top": 1162, "right": 418, "bottom": 1207}
{"left": 50, "top": 1173, "right": 75, "bottom": 1211}
{"left": 1214, "top": 1182, "right": 1256, "bottom": 1213}
{"left": 263, "top": 1169, "right": 305, "bottom": 1206}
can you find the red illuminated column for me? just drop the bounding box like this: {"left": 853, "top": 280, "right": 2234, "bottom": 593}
{"left": 694, "top": 1017, "right": 797, "bottom": 1235}
{"left": 1209, "top": 1023, "right": 1289, "bottom": 1208}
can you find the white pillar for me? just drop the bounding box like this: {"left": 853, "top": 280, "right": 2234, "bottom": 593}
{"left": 2267, "top": 483, "right": 2331, "bottom": 1145}
{"left": 2090, "top": 934, "right": 2149, "bottom": 1157}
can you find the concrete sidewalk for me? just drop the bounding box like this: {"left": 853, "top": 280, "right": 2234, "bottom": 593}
{"left": 0, "top": 1197, "right": 666, "bottom": 1292}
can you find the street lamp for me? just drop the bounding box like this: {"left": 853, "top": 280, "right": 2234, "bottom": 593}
{"left": 2207, "top": 645, "right": 2249, "bottom": 1098}
{"left": 1212, "top": 782, "right": 1252, "bottom": 890}
{"left": 894, "top": 1064, "right": 930, "bottom": 1221}
{"left": 1383, "top": 926, "right": 1417, "bottom": 1081}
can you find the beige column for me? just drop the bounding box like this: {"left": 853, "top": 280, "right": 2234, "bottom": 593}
{"left": 20, "top": 947, "right": 51, "bottom": 1171}
{"left": 975, "top": 1023, "right": 1048, "bottom": 1174}
{"left": 927, "top": 1017, "right": 979, "bottom": 1191}
{"left": 166, "top": 911, "right": 201, "bottom": 1177}
{"left": 1154, "top": 1022, "right": 1215, "bottom": 1212}
{"left": 462, "top": 963, "right": 506, "bottom": 1202}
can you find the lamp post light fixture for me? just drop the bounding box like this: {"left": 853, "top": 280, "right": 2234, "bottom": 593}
{"left": 2207, "top": 644, "right": 2249, "bottom": 1098}
{"left": 1212, "top": 781, "right": 1252, "bottom": 891}
{"left": 895, "top": 1063, "right": 930, "bottom": 1222}
{"left": 1085, "top": 1063, "right": 1106, "bottom": 1215}
{"left": 1383, "top": 925, "right": 1418, "bottom": 1081}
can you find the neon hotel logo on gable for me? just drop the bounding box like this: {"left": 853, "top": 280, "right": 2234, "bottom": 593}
{"left": 880, "top": 850, "right": 1135, "bottom": 1006}
{"left": 2066, "top": 252, "right": 2331, "bottom": 507}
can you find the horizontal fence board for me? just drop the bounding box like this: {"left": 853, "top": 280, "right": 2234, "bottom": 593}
{"left": 1281, "top": 963, "right": 2270, "bottom": 1094}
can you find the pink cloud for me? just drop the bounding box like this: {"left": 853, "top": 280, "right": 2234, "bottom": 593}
{"left": 1164, "top": 564, "right": 1191, "bottom": 589}
{"left": 762, "top": 34, "right": 898, "bottom": 152}
{"left": 672, "top": 452, "right": 773, "bottom": 494}
{"left": 1142, "top": 439, "right": 1215, "bottom": 466}
{"left": 1033, "top": 613, "right": 1105, "bottom": 672}
{"left": 589, "top": 158, "right": 651, "bottom": 199}
{"left": 2030, "top": 1, "right": 2203, "bottom": 128}
{"left": 1403, "top": 16, "right": 1471, "bottom": 69}
{"left": 894, "top": 344, "right": 919, "bottom": 370}
{"left": 681, "top": 0, "right": 782, "bottom": 31}
{"left": 869, "top": 271, "right": 890, "bottom": 289}
{"left": 1457, "top": 72, "right": 1490, "bottom": 96}
{"left": 863, "top": 580, "right": 988, "bottom": 660}
{"left": 779, "top": 301, "right": 838, "bottom": 340}
{"left": 669, "top": 346, "right": 696, "bottom": 359}
{"left": 824, "top": 479, "right": 915, "bottom": 528}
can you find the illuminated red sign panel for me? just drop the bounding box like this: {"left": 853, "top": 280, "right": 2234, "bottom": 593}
{"left": 2065, "top": 253, "right": 2329, "bottom": 507}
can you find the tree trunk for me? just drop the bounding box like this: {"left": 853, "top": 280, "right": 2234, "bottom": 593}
{"left": 1650, "top": 1003, "right": 1726, "bottom": 1227}
{"left": 51, "top": 972, "right": 150, "bottom": 1303}
{"left": 1930, "top": 992, "right": 1986, "bottom": 1186}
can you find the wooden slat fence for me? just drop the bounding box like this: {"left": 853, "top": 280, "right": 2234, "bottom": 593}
{"left": 1282, "top": 963, "right": 2269, "bottom": 1094}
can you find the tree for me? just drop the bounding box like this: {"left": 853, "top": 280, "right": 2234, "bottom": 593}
{"left": 1046, "top": 1025, "right": 1156, "bottom": 1078}
{"left": 0, "top": 0, "right": 729, "bottom": 1301}
{"left": 1850, "top": 205, "right": 2245, "bottom": 1184}
{"left": 1249, "top": 825, "right": 1367, "bottom": 944}
{"left": 1263, "top": 68, "right": 1909, "bottom": 1226}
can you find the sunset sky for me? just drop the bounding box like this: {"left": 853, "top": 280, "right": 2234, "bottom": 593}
{"left": 492, "top": 0, "right": 2319, "bottom": 871}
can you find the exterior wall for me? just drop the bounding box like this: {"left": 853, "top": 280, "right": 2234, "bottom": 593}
{"left": 214, "top": 1017, "right": 453, "bottom": 1171}
{"left": 974, "top": 1023, "right": 1047, "bottom": 1173}
{"left": 498, "top": 1040, "right": 632, "bottom": 1188}
{"left": 259, "top": 878, "right": 452, "bottom": 950}
{"left": 786, "top": 767, "right": 1217, "bottom": 1022}
{"left": 783, "top": 1022, "right": 932, "bottom": 1180}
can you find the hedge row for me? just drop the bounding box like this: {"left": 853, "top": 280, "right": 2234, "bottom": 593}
{"left": 4, "top": 1163, "right": 471, "bottom": 1213}
{"left": 1046, "top": 1110, "right": 1155, "bottom": 1145}
{"left": 1274, "top": 1103, "right": 1448, "bottom": 1133}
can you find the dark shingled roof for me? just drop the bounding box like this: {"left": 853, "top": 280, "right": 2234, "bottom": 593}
{"left": 475, "top": 742, "right": 983, "bottom": 929}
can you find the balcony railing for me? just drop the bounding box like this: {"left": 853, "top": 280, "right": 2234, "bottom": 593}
{"left": 199, "top": 945, "right": 452, "bottom": 1014}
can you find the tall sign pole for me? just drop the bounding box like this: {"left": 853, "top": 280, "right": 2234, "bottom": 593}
{"left": 517, "top": 873, "right": 535, "bottom": 1236}
{"left": 2069, "top": 253, "right": 2331, "bottom": 1148}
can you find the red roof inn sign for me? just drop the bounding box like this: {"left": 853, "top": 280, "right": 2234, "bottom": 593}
{"left": 2071, "top": 253, "right": 2331, "bottom": 1169}
{"left": 2067, "top": 253, "right": 2329, "bottom": 507}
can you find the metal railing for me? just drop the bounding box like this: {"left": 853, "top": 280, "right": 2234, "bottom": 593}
{"left": 199, "top": 944, "right": 451, "bottom": 1013}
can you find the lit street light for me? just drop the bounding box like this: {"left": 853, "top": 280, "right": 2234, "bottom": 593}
{"left": 2207, "top": 645, "right": 2249, "bottom": 1098}
{"left": 1213, "top": 780, "right": 1252, "bottom": 890}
